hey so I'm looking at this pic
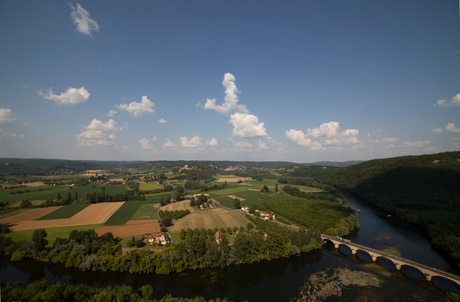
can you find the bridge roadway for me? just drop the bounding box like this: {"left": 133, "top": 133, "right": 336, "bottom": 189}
{"left": 217, "top": 204, "right": 460, "bottom": 288}
{"left": 322, "top": 234, "right": 460, "bottom": 287}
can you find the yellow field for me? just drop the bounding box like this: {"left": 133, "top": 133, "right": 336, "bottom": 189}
{"left": 0, "top": 202, "right": 124, "bottom": 232}
{"left": 160, "top": 200, "right": 194, "bottom": 212}
{"left": 168, "top": 207, "right": 250, "bottom": 232}
{"left": 216, "top": 177, "right": 252, "bottom": 183}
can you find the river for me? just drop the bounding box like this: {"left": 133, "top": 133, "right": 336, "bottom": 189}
{"left": 1, "top": 194, "right": 459, "bottom": 301}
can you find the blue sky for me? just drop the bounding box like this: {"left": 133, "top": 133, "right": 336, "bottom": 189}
{"left": 1, "top": 0, "right": 459, "bottom": 163}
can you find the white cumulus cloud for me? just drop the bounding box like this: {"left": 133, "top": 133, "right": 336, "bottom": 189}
{"left": 229, "top": 113, "right": 267, "bottom": 138}
{"left": 77, "top": 118, "right": 118, "bottom": 146}
{"left": 39, "top": 87, "right": 90, "bottom": 106}
{"left": 434, "top": 93, "right": 460, "bottom": 107}
{"left": 204, "top": 73, "right": 249, "bottom": 115}
{"left": 107, "top": 110, "right": 117, "bottom": 117}
{"left": 446, "top": 123, "right": 460, "bottom": 133}
{"left": 286, "top": 121, "right": 359, "bottom": 150}
{"left": 139, "top": 137, "right": 156, "bottom": 150}
{"left": 70, "top": 3, "right": 99, "bottom": 38}
{"left": 258, "top": 140, "right": 269, "bottom": 150}
{"left": 158, "top": 119, "right": 167, "bottom": 124}
{"left": 433, "top": 127, "right": 443, "bottom": 133}
{"left": 163, "top": 138, "right": 176, "bottom": 148}
{"left": 180, "top": 135, "right": 203, "bottom": 148}
{"left": 206, "top": 138, "right": 218, "bottom": 146}
{"left": 234, "top": 141, "right": 253, "bottom": 152}
{"left": 116, "top": 96, "right": 155, "bottom": 117}
{"left": 0, "top": 108, "right": 16, "bottom": 125}
{"left": 285, "top": 129, "right": 312, "bottom": 146}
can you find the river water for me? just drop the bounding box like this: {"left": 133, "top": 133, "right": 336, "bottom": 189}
{"left": 1, "top": 194, "right": 459, "bottom": 301}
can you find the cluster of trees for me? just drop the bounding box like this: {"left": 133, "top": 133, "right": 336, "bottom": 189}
{"left": 281, "top": 185, "right": 341, "bottom": 202}
{"left": 1, "top": 279, "right": 234, "bottom": 302}
{"left": 190, "top": 194, "right": 209, "bottom": 207}
{"left": 256, "top": 199, "right": 359, "bottom": 236}
{"left": 184, "top": 180, "right": 229, "bottom": 193}
{"left": 0, "top": 215, "right": 324, "bottom": 276}
{"left": 159, "top": 210, "right": 191, "bottom": 227}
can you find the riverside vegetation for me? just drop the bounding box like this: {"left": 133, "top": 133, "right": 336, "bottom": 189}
{"left": 280, "top": 151, "right": 460, "bottom": 269}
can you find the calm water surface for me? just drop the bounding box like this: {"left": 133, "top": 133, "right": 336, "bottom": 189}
{"left": 1, "top": 194, "right": 459, "bottom": 301}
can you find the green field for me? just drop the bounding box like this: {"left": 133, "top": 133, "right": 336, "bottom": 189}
{"left": 37, "top": 204, "right": 89, "bottom": 220}
{"left": 0, "top": 183, "right": 128, "bottom": 205}
{"left": 146, "top": 192, "right": 174, "bottom": 203}
{"left": 6, "top": 224, "right": 103, "bottom": 247}
{"left": 130, "top": 204, "right": 158, "bottom": 220}
{"left": 207, "top": 186, "right": 251, "bottom": 198}
{"left": 104, "top": 201, "right": 142, "bottom": 226}
{"left": 139, "top": 183, "right": 163, "bottom": 190}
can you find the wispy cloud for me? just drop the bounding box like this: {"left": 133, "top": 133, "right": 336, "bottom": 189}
{"left": 107, "top": 110, "right": 117, "bottom": 117}
{"left": 0, "top": 108, "right": 16, "bottom": 125}
{"left": 116, "top": 96, "right": 155, "bottom": 117}
{"left": 70, "top": 3, "right": 99, "bottom": 38}
{"left": 39, "top": 87, "right": 90, "bottom": 106}
{"left": 434, "top": 93, "right": 460, "bottom": 107}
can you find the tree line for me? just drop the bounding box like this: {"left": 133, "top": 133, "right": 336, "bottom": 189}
{"left": 0, "top": 216, "right": 323, "bottom": 276}
{"left": 1, "top": 279, "right": 235, "bottom": 302}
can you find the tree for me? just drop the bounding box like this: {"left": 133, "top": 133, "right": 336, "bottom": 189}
{"left": 275, "top": 183, "right": 279, "bottom": 193}
{"left": 173, "top": 185, "right": 185, "bottom": 201}
{"left": 31, "top": 228, "right": 48, "bottom": 253}
{"left": 261, "top": 185, "right": 270, "bottom": 194}
{"left": 233, "top": 198, "right": 241, "bottom": 209}
{"left": 162, "top": 216, "right": 172, "bottom": 227}
{"left": 20, "top": 200, "right": 32, "bottom": 209}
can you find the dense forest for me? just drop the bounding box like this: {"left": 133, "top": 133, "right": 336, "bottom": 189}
{"left": 287, "top": 151, "right": 460, "bottom": 268}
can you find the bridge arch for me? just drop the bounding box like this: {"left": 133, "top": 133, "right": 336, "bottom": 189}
{"left": 399, "top": 264, "right": 426, "bottom": 282}
{"left": 355, "top": 249, "right": 373, "bottom": 262}
{"left": 431, "top": 276, "right": 460, "bottom": 293}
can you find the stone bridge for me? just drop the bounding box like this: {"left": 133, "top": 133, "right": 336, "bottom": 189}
{"left": 322, "top": 235, "right": 460, "bottom": 288}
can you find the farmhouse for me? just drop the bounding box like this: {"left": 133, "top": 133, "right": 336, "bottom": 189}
{"left": 144, "top": 233, "right": 166, "bottom": 245}
{"left": 256, "top": 210, "right": 275, "bottom": 220}
{"left": 241, "top": 206, "right": 250, "bottom": 213}
{"left": 215, "top": 231, "right": 221, "bottom": 243}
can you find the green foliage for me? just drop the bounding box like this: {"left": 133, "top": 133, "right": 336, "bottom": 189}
{"left": 291, "top": 151, "right": 460, "bottom": 267}
{"left": 1, "top": 279, "right": 235, "bottom": 302}
{"left": 233, "top": 198, "right": 241, "bottom": 209}
{"left": 31, "top": 229, "right": 48, "bottom": 253}
{"left": 37, "top": 204, "right": 89, "bottom": 220}
{"left": 260, "top": 199, "right": 356, "bottom": 233}
{"left": 104, "top": 201, "right": 142, "bottom": 226}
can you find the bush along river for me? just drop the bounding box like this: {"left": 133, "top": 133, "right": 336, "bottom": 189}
{"left": 1, "top": 193, "right": 460, "bottom": 301}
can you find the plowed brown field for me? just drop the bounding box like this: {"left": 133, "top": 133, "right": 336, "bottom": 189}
{"left": 0, "top": 202, "right": 124, "bottom": 232}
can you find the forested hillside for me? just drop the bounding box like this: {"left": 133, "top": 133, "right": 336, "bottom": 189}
{"left": 288, "top": 151, "right": 460, "bottom": 268}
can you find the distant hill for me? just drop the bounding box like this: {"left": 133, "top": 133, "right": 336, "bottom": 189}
{"left": 288, "top": 151, "right": 460, "bottom": 268}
